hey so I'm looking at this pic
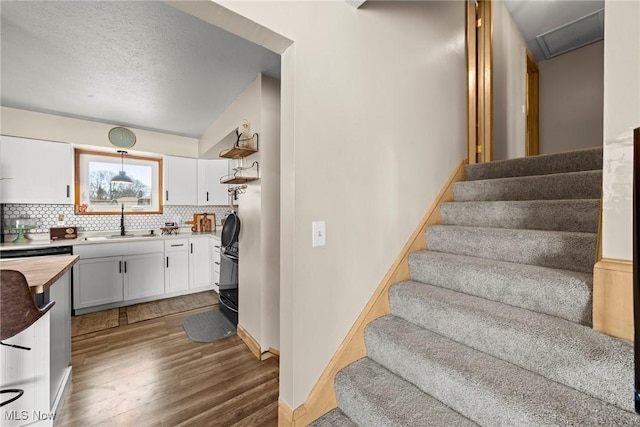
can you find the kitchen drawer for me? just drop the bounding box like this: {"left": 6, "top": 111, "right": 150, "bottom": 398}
{"left": 164, "top": 239, "right": 189, "bottom": 252}
{"left": 74, "top": 240, "right": 163, "bottom": 259}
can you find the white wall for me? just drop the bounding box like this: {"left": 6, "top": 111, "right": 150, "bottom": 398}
{"left": 492, "top": 0, "right": 527, "bottom": 160}
{"left": 199, "top": 76, "right": 261, "bottom": 158}
{"left": 0, "top": 106, "right": 198, "bottom": 157}
{"left": 198, "top": 74, "right": 281, "bottom": 354}
{"left": 602, "top": 0, "right": 640, "bottom": 261}
{"left": 186, "top": 0, "right": 468, "bottom": 409}
{"left": 259, "top": 76, "right": 281, "bottom": 352}
{"left": 539, "top": 41, "right": 604, "bottom": 154}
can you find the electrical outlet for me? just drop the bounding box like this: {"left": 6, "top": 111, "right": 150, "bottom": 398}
{"left": 312, "top": 221, "right": 326, "bottom": 247}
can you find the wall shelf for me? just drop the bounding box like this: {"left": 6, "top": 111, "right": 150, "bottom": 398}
{"left": 220, "top": 176, "right": 259, "bottom": 185}
{"left": 219, "top": 131, "right": 259, "bottom": 159}
{"left": 219, "top": 146, "right": 258, "bottom": 159}
{"left": 220, "top": 161, "right": 259, "bottom": 185}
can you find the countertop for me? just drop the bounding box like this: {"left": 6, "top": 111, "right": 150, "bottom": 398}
{"left": 0, "top": 254, "right": 79, "bottom": 293}
{"left": 0, "top": 229, "right": 222, "bottom": 251}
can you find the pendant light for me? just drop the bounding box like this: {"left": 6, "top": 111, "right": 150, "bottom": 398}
{"left": 111, "top": 150, "right": 133, "bottom": 185}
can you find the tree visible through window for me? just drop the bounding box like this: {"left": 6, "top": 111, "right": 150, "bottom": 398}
{"left": 75, "top": 149, "right": 162, "bottom": 214}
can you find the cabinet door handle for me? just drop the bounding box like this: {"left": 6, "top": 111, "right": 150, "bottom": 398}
{"left": 190, "top": 243, "right": 193, "bottom": 254}
{"left": 124, "top": 261, "right": 127, "bottom": 274}
{"left": 119, "top": 261, "right": 122, "bottom": 274}
{"left": 206, "top": 191, "right": 209, "bottom": 201}
{"left": 166, "top": 257, "right": 169, "bottom": 268}
{"left": 66, "top": 185, "right": 70, "bottom": 198}
{"left": 166, "top": 190, "right": 169, "bottom": 201}
{"left": 170, "top": 244, "right": 184, "bottom": 247}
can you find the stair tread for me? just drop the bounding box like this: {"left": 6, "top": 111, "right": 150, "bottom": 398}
{"left": 366, "top": 315, "right": 637, "bottom": 426}
{"left": 308, "top": 409, "right": 358, "bottom": 427}
{"left": 454, "top": 170, "right": 602, "bottom": 202}
{"left": 426, "top": 224, "right": 596, "bottom": 273}
{"left": 440, "top": 199, "right": 599, "bottom": 233}
{"left": 465, "top": 147, "right": 602, "bottom": 181}
{"left": 408, "top": 250, "right": 593, "bottom": 325}
{"left": 389, "top": 280, "right": 633, "bottom": 412}
{"left": 336, "top": 357, "right": 477, "bottom": 427}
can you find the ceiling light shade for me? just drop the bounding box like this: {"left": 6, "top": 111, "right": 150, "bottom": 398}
{"left": 111, "top": 150, "right": 133, "bottom": 185}
{"left": 111, "top": 170, "right": 133, "bottom": 184}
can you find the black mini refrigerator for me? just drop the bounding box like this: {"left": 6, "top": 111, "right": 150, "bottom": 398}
{"left": 219, "top": 212, "right": 240, "bottom": 325}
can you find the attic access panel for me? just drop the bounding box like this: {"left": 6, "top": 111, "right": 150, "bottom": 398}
{"left": 536, "top": 8, "right": 604, "bottom": 60}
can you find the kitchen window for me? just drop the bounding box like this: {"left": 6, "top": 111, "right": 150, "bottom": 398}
{"left": 74, "top": 149, "right": 163, "bottom": 215}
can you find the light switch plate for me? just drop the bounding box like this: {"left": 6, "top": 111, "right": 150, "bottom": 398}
{"left": 312, "top": 221, "right": 326, "bottom": 247}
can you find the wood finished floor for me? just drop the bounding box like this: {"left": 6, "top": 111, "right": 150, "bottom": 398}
{"left": 56, "top": 306, "right": 279, "bottom": 427}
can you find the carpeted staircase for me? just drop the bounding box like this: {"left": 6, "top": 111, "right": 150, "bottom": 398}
{"left": 311, "top": 147, "right": 638, "bottom": 426}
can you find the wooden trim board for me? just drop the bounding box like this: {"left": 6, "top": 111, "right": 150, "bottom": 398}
{"left": 593, "top": 258, "right": 633, "bottom": 341}
{"left": 237, "top": 324, "right": 262, "bottom": 360}
{"left": 278, "top": 401, "right": 294, "bottom": 427}
{"left": 287, "top": 160, "right": 467, "bottom": 426}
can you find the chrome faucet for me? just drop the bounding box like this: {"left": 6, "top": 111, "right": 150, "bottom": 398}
{"left": 120, "top": 204, "right": 126, "bottom": 236}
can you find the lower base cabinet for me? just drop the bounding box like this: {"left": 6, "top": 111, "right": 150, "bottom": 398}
{"left": 73, "top": 236, "right": 215, "bottom": 312}
{"left": 73, "top": 256, "right": 123, "bottom": 309}
{"left": 123, "top": 253, "right": 164, "bottom": 300}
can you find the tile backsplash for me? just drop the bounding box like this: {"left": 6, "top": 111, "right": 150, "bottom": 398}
{"left": 2, "top": 204, "right": 233, "bottom": 235}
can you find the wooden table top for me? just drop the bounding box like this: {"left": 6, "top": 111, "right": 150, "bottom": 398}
{"left": 0, "top": 255, "right": 79, "bottom": 294}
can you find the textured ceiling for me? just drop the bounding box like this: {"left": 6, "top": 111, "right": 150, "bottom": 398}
{"left": 0, "top": 1, "right": 281, "bottom": 138}
{"left": 504, "top": 0, "right": 604, "bottom": 62}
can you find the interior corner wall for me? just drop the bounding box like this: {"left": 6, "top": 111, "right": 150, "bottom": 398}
{"left": 198, "top": 76, "right": 262, "bottom": 158}
{"left": 538, "top": 41, "right": 604, "bottom": 155}
{"left": 218, "top": 0, "right": 467, "bottom": 409}
{"left": 601, "top": 0, "right": 640, "bottom": 261}
{"left": 259, "top": 75, "right": 281, "bottom": 352}
{"left": 0, "top": 106, "right": 198, "bottom": 157}
{"left": 492, "top": 0, "right": 527, "bottom": 160}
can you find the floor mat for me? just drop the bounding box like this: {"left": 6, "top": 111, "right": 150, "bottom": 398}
{"left": 72, "top": 308, "right": 120, "bottom": 337}
{"left": 182, "top": 308, "right": 236, "bottom": 343}
{"left": 126, "top": 290, "right": 218, "bottom": 324}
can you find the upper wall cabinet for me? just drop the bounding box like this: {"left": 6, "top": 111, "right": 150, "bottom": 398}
{"left": 163, "top": 155, "right": 197, "bottom": 206}
{"left": 197, "top": 159, "right": 229, "bottom": 206}
{"left": 0, "top": 136, "right": 74, "bottom": 204}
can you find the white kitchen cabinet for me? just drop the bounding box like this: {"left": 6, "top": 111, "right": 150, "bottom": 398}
{"left": 73, "top": 256, "right": 123, "bottom": 309}
{"left": 165, "top": 239, "right": 189, "bottom": 293}
{"left": 211, "top": 236, "right": 221, "bottom": 293}
{"left": 73, "top": 240, "right": 164, "bottom": 312}
{"left": 197, "top": 159, "right": 229, "bottom": 205}
{"left": 164, "top": 155, "right": 197, "bottom": 205}
{"left": 189, "top": 237, "right": 211, "bottom": 290}
{"left": 0, "top": 135, "right": 74, "bottom": 204}
{"left": 123, "top": 253, "right": 165, "bottom": 300}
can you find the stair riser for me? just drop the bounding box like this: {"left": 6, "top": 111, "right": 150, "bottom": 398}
{"left": 464, "top": 148, "right": 602, "bottom": 181}
{"left": 335, "top": 359, "right": 477, "bottom": 427}
{"left": 440, "top": 200, "right": 599, "bottom": 233}
{"left": 408, "top": 251, "right": 593, "bottom": 325}
{"left": 388, "top": 282, "right": 633, "bottom": 413}
{"left": 426, "top": 225, "right": 596, "bottom": 273}
{"left": 308, "top": 409, "right": 358, "bottom": 427}
{"left": 454, "top": 170, "right": 601, "bottom": 202}
{"left": 365, "top": 316, "right": 638, "bottom": 425}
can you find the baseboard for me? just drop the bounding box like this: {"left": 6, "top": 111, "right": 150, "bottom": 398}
{"left": 278, "top": 401, "right": 294, "bottom": 427}
{"left": 593, "top": 258, "right": 633, "bottom": 341}
{"left": 237, "top": 324, "right": 262, "bottom": 360}
{"left": 292, "top": 159, "right": 467, "bottom": 425}
{"left": 262, "top": 347, "right": 280, "bottom": 362}
{"left": 278, "top": 400, "right": 308, "bottom": 427}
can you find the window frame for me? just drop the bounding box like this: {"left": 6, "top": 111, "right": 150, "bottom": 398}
{"left": 74, "top": 149, "right": 163, "bottom": 215}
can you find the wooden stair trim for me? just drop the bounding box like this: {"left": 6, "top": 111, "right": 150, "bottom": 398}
{"left": 237, "top": 324, "right": 262, "bottom": 360}
{"left": 283, "top": 160, "right": 467, "bottom": 426}
{"left": 593, "top": 258, "right": 633, "bottom": 341}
